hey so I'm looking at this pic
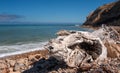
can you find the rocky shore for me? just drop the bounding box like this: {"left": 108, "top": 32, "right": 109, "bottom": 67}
{"left": 0, "top": 50, "right": 49, "bottom": 73}
{"left": 0, "top": 25, "right": 120, "bottom": 73}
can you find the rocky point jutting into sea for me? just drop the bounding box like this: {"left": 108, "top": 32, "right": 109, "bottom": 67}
{"left": 0, "top": 0, "right": 120, "bottom": 73}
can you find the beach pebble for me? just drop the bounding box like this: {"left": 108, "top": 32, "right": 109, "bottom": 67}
{"left": 9, "top": 60, "right": 16, "bottom": 67}
{"left": 0, "top": 61, "right": 9, "bottom": 73}
{"left": 24, "top": 58, "right": 29, "bottom": 66}
{"left": 35, "top": 54, "right": 41, "bottom": 59}
{"left": 0, "top": 62, "right": 7, "bottom": 68}
{"left": 9, "top": 67, "right": 13, "bottom": 72}
{"left": 17, "top": 59, "right": 25, "bottom": 64}
{"left": 9, "top": 71, "right": 21, "bottom": 73}
{"left": 14, "top": 63, "right": 25, "bottom": 71}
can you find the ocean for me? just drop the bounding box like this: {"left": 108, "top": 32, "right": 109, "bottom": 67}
{"left": 0, "top": 24, "right": 92, "bottom": 57}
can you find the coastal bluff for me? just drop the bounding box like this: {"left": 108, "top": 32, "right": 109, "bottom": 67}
{"left": 83, "top": 0, "right": 120, "bottom": 27}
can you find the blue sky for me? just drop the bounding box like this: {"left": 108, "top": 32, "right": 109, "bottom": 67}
{"left": 0, "top": 0, "right": 115, "bottom": 23}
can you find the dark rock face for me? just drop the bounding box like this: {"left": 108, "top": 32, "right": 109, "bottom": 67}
{"left": 83, "top": 1, "right": 120, "bottom": 26}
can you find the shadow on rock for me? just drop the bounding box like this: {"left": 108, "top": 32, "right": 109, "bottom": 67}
{"left": 23, "top": 57, "right": 68, "bottom": 73}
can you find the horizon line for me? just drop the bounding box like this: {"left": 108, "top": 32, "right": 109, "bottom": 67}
{"left": 0, "top": 22, "right": 83, "bottom": 24}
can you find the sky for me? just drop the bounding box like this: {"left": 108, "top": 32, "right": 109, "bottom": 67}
{"left": 0, "top": 0, "right": 115, "bottom": 23}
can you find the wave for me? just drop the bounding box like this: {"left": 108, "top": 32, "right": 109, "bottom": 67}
{"left": 0, "top": 41, "right": 48, "bottom": 58}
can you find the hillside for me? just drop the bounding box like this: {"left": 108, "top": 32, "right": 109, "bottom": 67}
{"left": 83, "top": 0, "right": 120, "bottom": 27}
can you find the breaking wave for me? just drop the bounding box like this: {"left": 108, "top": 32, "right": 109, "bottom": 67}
{"left": 0, "top": 41, "right": 48, "bottom": 58}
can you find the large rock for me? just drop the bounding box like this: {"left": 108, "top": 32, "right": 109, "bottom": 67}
{"left": 83, "top": 0, "right": 120, "bottom": 26}
{"left": 45, "top": 30, "right": 107, "bottom": 67}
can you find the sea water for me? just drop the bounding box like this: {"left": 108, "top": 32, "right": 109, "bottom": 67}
{"left": 0, "top": 24, "right": 92, "bottom": 57}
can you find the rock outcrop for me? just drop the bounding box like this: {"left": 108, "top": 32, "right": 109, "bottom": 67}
{"left": 83, "top": 0, "right": 120, "bottom": 26}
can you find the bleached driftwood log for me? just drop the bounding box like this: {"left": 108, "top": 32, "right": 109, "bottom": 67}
{"left": 45, "top": 30, "right": 107, "bottom": 67}
{"left": 92, "top": 25, "right": 120, "bottom": 58}
{"left": 92, "top": 25, "right": 120, "bottom": 43}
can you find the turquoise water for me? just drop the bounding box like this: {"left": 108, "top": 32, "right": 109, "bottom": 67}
{"left": 0, "top": 24, "right": 92, "bottom": 56}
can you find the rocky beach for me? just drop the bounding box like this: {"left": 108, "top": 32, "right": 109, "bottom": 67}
{"left": 0, "top": 0, "right": 120, "bottom": 73}
{"left": 0, "top": 26, "right": 120, "bottom": 73}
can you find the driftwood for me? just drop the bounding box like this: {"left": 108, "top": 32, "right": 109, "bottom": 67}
{"left": 92, "top": 25, "right": 120, "bottom": 58}
{"left": 92, "top": 25, "right": 120, "bottom": 43}
{"left": 45, "top": 26, "right": 120, "bottom": 68}
{"left": 45, "top": 30, "right": 107, "bottom": 67}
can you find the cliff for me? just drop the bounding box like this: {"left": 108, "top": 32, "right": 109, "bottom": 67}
{"left": 83, "top": 0, "right": 120, "bottom": 27}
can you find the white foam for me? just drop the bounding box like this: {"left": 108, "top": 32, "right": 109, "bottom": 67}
{"left": 0, "top": 41, "right": 48, "bottom": 58}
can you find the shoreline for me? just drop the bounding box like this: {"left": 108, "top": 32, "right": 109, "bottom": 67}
{"left": 0, "top": 49, "right": 48, "bottom": 60}
{"left": 0, "top": 49, "right": 49, "bottom": 73}
{"left": 0, "top": 41, "right": 48, "bottom": 58}
{"left": 81, "top": 25, "right": 120, "bottom": 33}
{"left": 0, "top": 27, "right": 120, "bottom": 73}
{"left": 0, "top": 46, "right": 45, "bottom": 58}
